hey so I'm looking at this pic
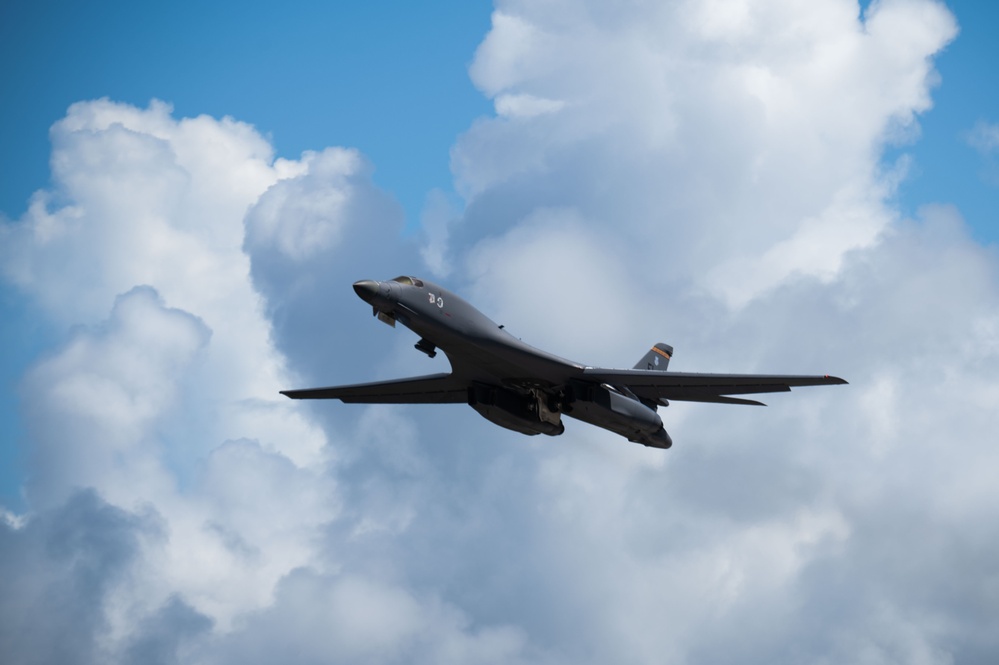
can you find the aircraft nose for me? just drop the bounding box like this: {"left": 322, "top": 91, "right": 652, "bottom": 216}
{"left": 352, "top": 279, "right": 380, "bottom": 303}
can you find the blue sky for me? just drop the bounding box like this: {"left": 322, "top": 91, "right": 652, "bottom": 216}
{"left": 888, "top": 1, "right": 999, "bottom": 243}
{"left": 1, "top": 0, "right": 494, "bottom": 508}
{"left": 2, "top": 2, "right": 999, "bottom": 662}
{"left": 0, "top": 0, "right": 492, "bottom": 225}
{"left": 2, "top": 0, "right": 993, "bottom": 506}
{"left": 2, "top": 1, "right": 996, "bottom": 239}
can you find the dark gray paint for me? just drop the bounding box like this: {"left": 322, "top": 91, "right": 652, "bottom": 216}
{"left": 282, "top": 277, "right": 847, "bottom": 448}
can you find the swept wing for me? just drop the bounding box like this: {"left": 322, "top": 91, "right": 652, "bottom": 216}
{"left": 281, "top": 373, "right": 467, "bottom": 404}
{"left": 582, "top": 368, "right": 847, "bottom": 406}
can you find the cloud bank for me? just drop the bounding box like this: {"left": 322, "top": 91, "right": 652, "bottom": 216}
{"left": 3, "top": 1, "right": 998, "bottom": 663}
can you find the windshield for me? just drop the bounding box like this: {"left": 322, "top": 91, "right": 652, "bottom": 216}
{"left": 390, "top": 276, "right": 424, "bottom": 287}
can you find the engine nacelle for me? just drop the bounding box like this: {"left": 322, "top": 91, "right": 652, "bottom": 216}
{"left": 467, "top": 384, "right": 565, "bottom": 437}
{"left": 564, "top": 380, "right": 671, "bottom": 448}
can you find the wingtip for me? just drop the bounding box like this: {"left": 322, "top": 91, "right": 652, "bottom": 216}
{"left": 825, "top": 375, "right": 849, "bottom": 385}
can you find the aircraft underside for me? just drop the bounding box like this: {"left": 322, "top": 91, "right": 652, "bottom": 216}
{"left": 280, "top": 277, "right": 845, "bottom": 449}
{"left": 465, "top": 379, "right": 673, "bottom": 449}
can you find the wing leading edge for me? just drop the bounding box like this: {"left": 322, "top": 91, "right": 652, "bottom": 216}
{"left": 281, "top": 373, "right": 468, "bottom": 404}
{"left": 582, "top": 368, "right": 847, "bottom": 406}
{"left": 281, "top": 369, "right": 846, "bottom": 407}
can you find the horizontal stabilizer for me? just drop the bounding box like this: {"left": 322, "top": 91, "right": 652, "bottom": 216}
{"left": 662, "top": 394, "right": 766, "bottom": 406}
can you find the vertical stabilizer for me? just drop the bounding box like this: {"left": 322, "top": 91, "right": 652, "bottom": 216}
{"left": 634, "top": 343, "right": 673, "bottom": 371}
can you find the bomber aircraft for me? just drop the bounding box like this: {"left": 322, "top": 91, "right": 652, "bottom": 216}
{"left": 281, "top": 276, "right": 846, "bottom": 448}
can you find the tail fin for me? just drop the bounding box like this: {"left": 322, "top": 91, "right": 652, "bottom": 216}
{"left": 634, "top": 343, "right": 673, "bottom": 371}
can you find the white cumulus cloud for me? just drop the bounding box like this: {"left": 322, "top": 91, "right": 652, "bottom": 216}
{"left": 967, "top": 119, "right": 999, "bottom": 154}
{"left": 3, "top": 1, "right": 999, "bottom": 664}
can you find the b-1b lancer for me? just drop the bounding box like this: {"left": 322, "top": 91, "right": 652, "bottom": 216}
{"left": 281, "top": 277, "right": 846, "bottom": 449}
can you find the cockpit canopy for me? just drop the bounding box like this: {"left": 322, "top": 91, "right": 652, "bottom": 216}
{"left": 391, "top": 276, "right": 424, "bottom": 287}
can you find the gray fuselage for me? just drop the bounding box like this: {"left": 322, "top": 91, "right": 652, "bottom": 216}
{"left": 354, "top": 277, "right": 673, "bottom": 448}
